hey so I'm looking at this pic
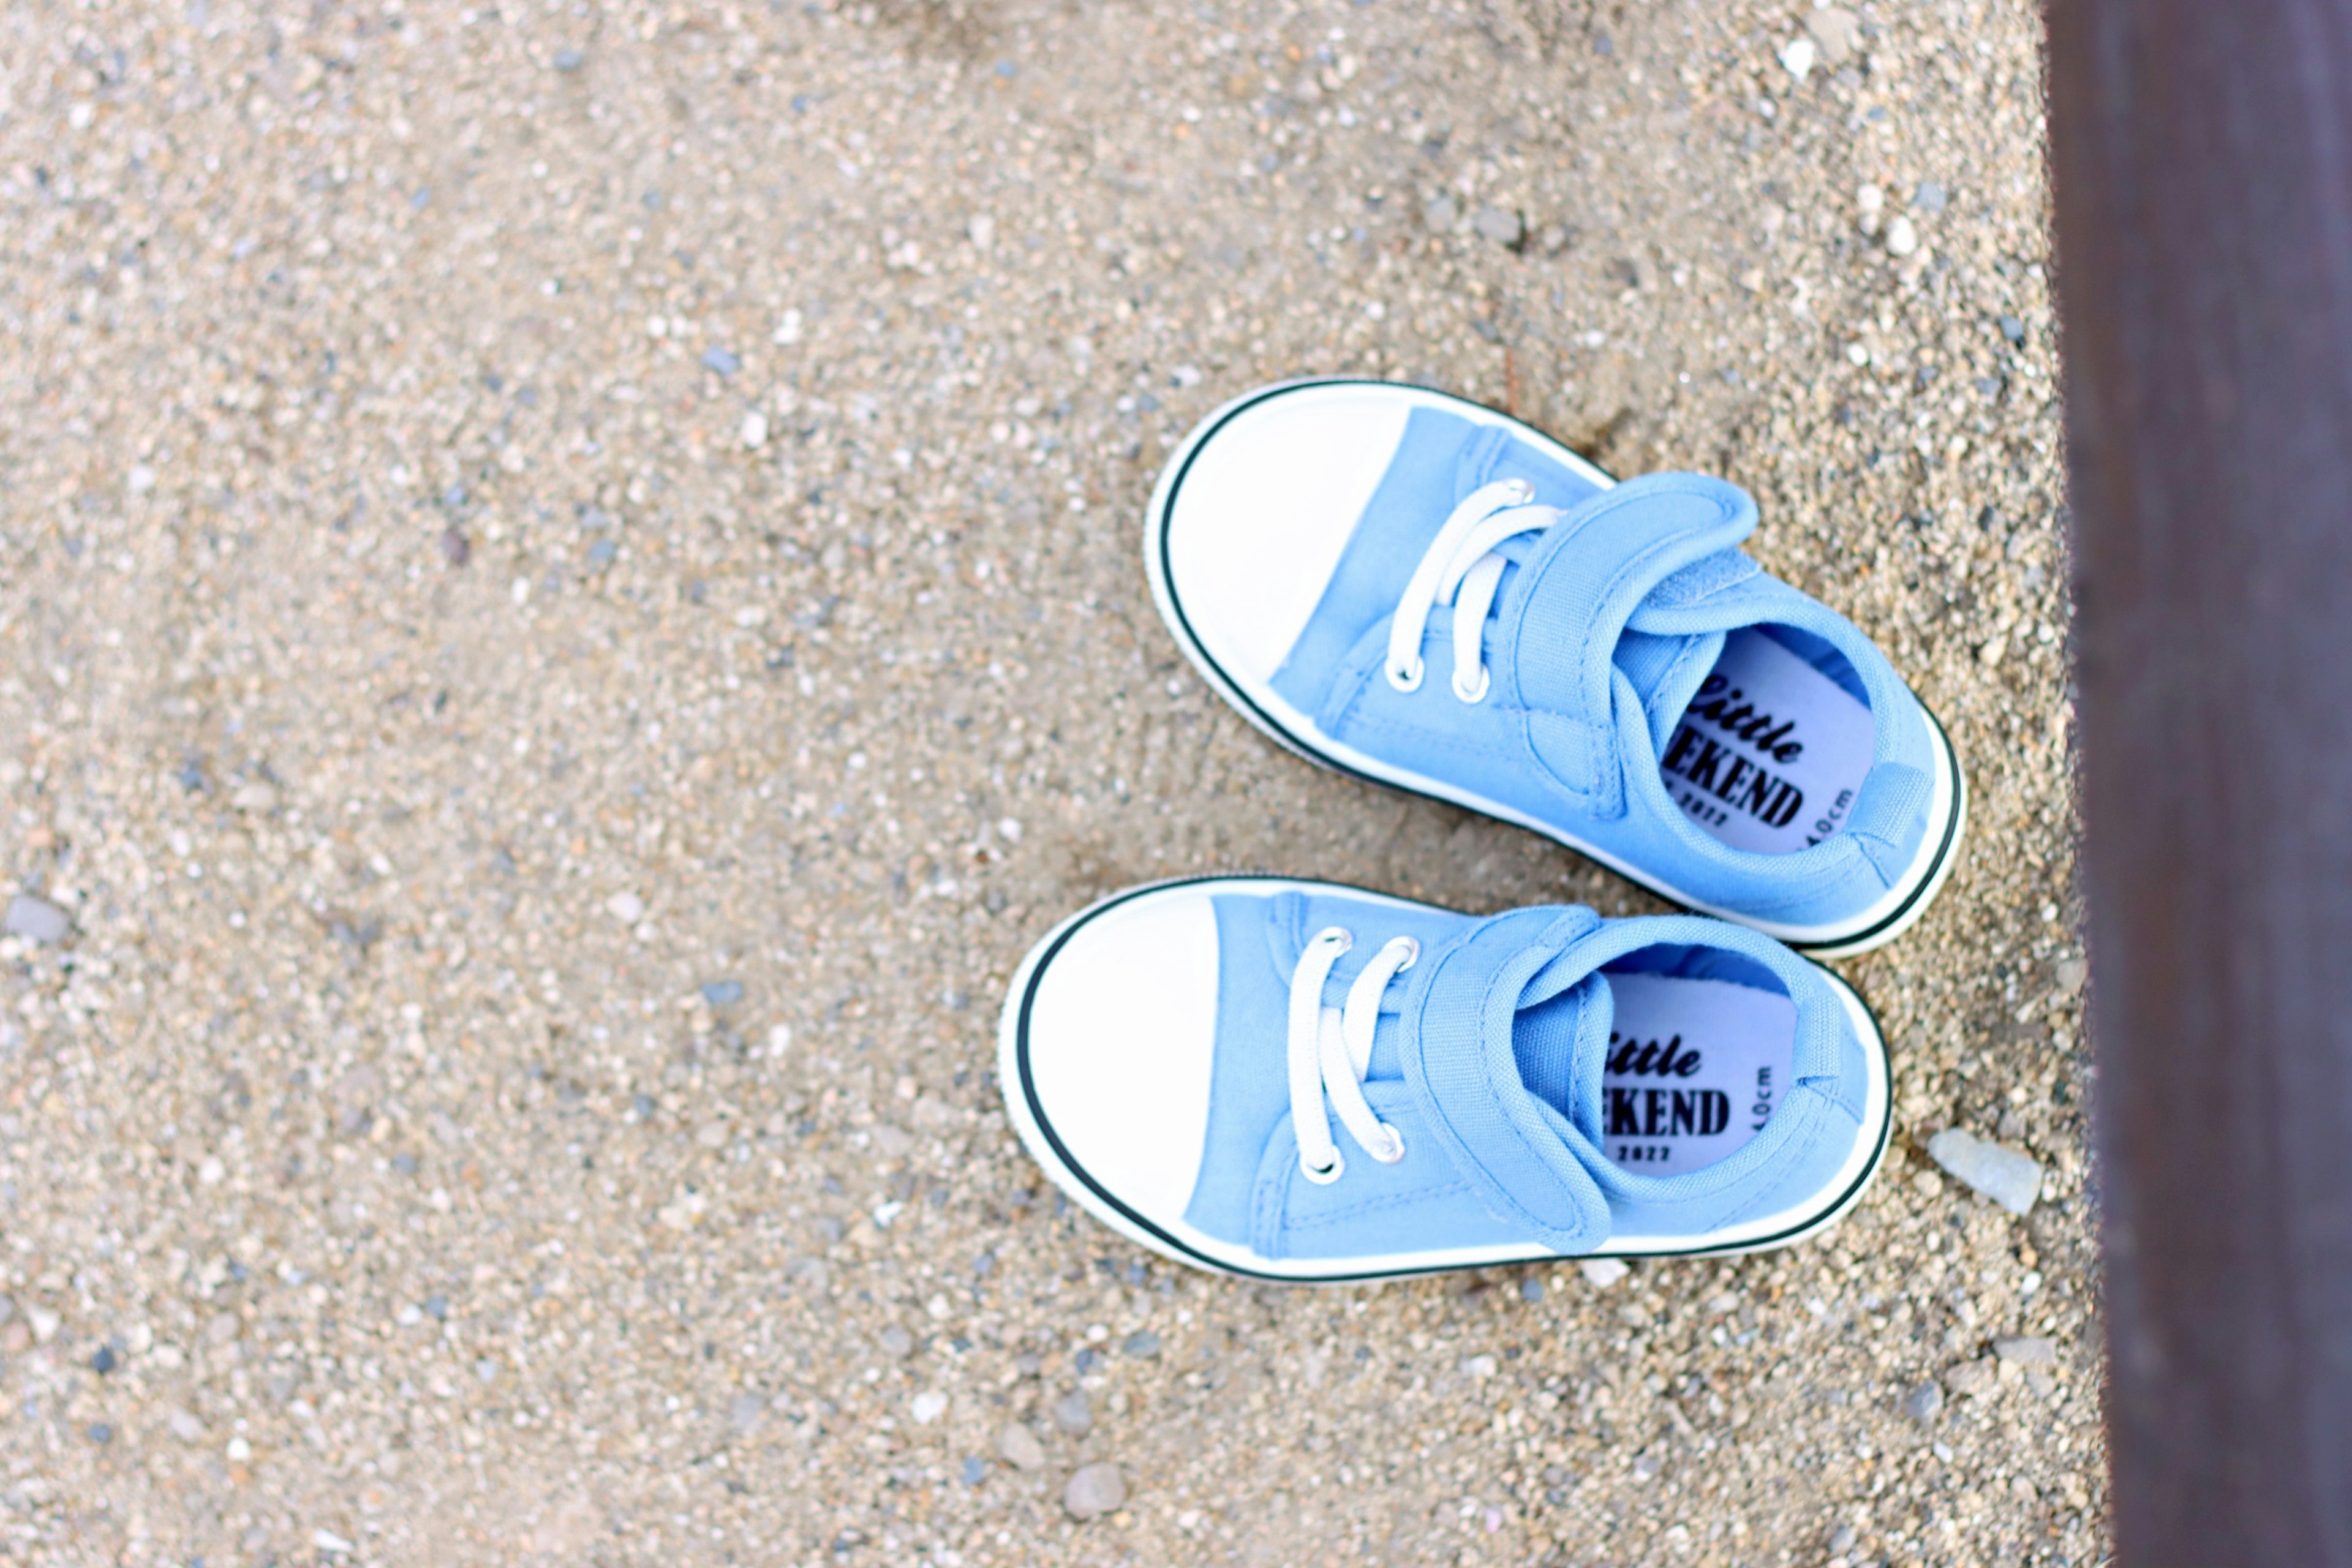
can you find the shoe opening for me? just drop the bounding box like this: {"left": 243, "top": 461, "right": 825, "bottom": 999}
{"left": 1653, "top": 624, "right": 1875, "bottom": 856}
{"left": 1512, "top": 943, "right": 1798, "bottom": 1178}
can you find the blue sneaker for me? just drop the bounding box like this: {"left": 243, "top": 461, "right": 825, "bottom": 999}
{"left": 1145, "top": 379, "right": 1965, "bottom": 955}
{"left": 1000, "top": 876, "right": 1891, "bottom": 1281}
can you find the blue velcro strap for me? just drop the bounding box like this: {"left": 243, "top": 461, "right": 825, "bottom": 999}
{"left": 1395, "top": 910, "right": 1612, "bottom": 1253}
{"left": 1510, "top": 475, "right": 1760, "bottom": 802}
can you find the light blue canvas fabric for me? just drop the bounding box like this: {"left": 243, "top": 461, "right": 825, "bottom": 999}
{"left": 1179, "top": 887, "right": 1871, "bottom": 1261}
{"left": 1262, "top": 407, "right": 1936, "bottom": 930}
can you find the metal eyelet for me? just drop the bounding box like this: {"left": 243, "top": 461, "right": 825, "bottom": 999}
{"left": 1450, "top": 664, "right": 1491, "bottom": 704}
{"left": 1386, "top": 656, "right": 1425, "bottom": 693}
{"left": 1300, "top": 1152, "right": 1345, "bottom": 1185}
{"left": 1371, "top": 1126, "right": 1407, "bottom": 1164}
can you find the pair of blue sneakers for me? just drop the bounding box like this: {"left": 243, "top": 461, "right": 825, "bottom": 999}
{"left": 999, "top": 380, "right": 1966, "bottom": 1281}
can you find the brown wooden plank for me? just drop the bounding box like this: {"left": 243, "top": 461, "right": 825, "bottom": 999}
{"left": 2048, "top": 0, "right": 2352, "bottom": 1561}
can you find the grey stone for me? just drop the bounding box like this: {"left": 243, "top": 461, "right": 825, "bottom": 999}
{"left": 1927, "top": 1128, "right": 2045, "bottom": 1215}
{"left": 961, "top": 1455, "right": 987, "bottom": 1485}
{"left": 1994, "top": 1335, "right": 2058, "bottom": 1364}
{"left": 728, "top": 1392, "right": 764, "bottom": 1430}
{"left": 997, "top": 1421, "right": 1047, "bottom": 1471}
{"left": 701, "top": 979, "right": 744, "bottom": 1007}
{"left": 1999, "top": 313, "right": 2029, "bottom": 344}
{"left": 1578, "top": 1257, "right": 1629, "bottom": 1289}
{"left": 1943, "top": 1358, "right": 1997, "bottom": 1397}
{"left": 1828, "top": 1523, "right": 1857, "bottom": 1555}
{"left": 2055, "top": 957, "right": 2089, "bottom": 996}
{"left": 1804, "top": 4, "right": 1860, "bottom": 64}
{"left": 1913, "top": 180, "right": 1948, "bottom": 213}
{"left": 5, "top": 895, "right": 69, "bottom": 944}
{"left": 699, "top": 345, "right": 741, "bottom": 376}
{"left": 1422, "top": 194, "right": 1460, "bottom": 232}
{"left": 552, "top": 45, "right": 586, "bottom": 71}
{"left": 1520, "top": 1275, "right": 1545, "bottom": 1303}
{"left": 878, "top": 1326, "right": 914, "bottom": 1359}
{"left": 1902, "top": 1381, "right": 1945, "bottom": 1422}
{"left": 1062, "top": 1461, "right": 1126, "bottom": 1520}
{"left": 1051, "top": 1388, "right": 1092, "bottom": 1436}
{"left": 1473, "top": 205, "right": 1524, "bottom": 246}
{"left": 1121, "top": 1330, "right": 1160, "bottom": 1359}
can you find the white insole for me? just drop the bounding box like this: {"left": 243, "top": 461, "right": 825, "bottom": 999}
{"left": 1658, "top": 627, "right": 1876, "bottom": 856}
{"left": 1599, "top": 971, "right": 1795, "bottom": 1177}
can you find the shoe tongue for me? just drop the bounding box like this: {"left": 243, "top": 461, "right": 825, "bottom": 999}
{"left": 1615, "top": 627, "right": 1729, "bottom": 759}
{"left": 1510, "top": 970, "right": 1615, "bottom": 1132}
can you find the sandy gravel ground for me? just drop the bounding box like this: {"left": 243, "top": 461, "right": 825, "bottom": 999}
{"left": 0, "top": 0, "right": 2098, "bottom": 1563}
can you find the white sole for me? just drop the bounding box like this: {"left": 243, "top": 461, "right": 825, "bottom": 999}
{"left": 1143, "top": 377, "right": 1967, "bottom": 959}
{"left": 998, "top": 875, "right": 1896, "bottom": 1283}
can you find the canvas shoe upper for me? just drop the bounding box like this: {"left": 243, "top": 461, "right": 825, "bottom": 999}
{"left": 1145, "top": 379, "right": 1966, "bottom": 955}
{"left": 1000, "top": 876, "right": 1891, "bottom": 1281}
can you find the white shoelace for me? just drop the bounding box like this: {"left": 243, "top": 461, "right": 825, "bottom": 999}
{"left": 1287, "top": 927, "right": 1421, "bottom": 1183}
{"left": 1384, "top": 478, "right": 1566, "bottom": 704}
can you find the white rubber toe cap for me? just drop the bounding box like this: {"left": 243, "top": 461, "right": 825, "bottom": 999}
{"left": 1022, "top": 886, "right": 1223, "bottom": 1231}
{"left": 1159, "top": 383, "right": 1414, "bottom": 685}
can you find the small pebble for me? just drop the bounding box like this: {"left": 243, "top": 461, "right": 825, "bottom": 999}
{"left": 1994, "top": 1335, "right": 2058, "bottom": 1364}
{"left": 1520, "top": 1276, "right": 1545, "bottom": 1303}
{"left": 728, "top": 1392, "right": 764, "bottom": 1431}
{"left": 1943, "top": 1359, "right": 1996, "bottom": 1397}
{"left": 1472, "top": 205, "right": 1523, "bottom": 246}
{"left": 1999, "top": 313, "right": 2028, "bottom": 344}
{"left": 1422, "top": 194, "right": 1460, "bottom": 232}
{"left": 87, "top": 1423, "right": 112, "bottom": 1445}
{"left": 1052, "top": 1388, "right": 1092, "bottom": 1436}
{"left": 1121, "top": 1330, "right": 1160, "bottom": 1360}
{"left": 1927, "top": 1128, "right": 2045, "bottom": 1215}
{"left": 1578, "top": 1257, "right": 1629, "bottom": 1289}
{"left": 90, "top": 1344, "right": 115, "bottom": 1375}
{"left": 910, "top": 1390, "right": 948, "bottom": 1425}
{"left": 701, "top": 979, "right": 745, "bottom": 1007}
{"left": 4, "top": 894, "right": 69, "bottom": 945}
{"left": 700, "top": 345, "right": 741, "bottom": 376}
{"left": 1885, "top": 215, "right": 1921, "bottom": 257}
{"left": 961, "top": 1455, "right": 988, "bottom": 1485}
{"left": 1903, "top": 1381, "right": 1945, "bottom": 1422}
{"left": 1804, "top": 4, "right": 1860, "bottom": 62}
{"left": 998, "top": 1422, "right": 1047, "bottom": 1471}
{"left": 1913, "top": 179, "right": 1949, "bottom": 213}
{"left": 878, "top": 1326, "right": 914, "bottom": 1359}
{"left": 1828, "top": 1523, "right": 1858, "bottom": 1554}
{"left": 1062, "top": 1461, "right": 1126, "bottom": 1520}
{"left": 552, "top": 45, "right": 586, "bottom": 70}
{"left": 604, "top": 891, "right": 644, "bottom": 924}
